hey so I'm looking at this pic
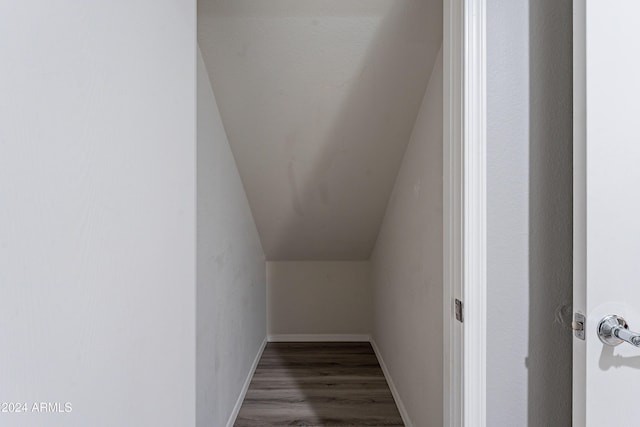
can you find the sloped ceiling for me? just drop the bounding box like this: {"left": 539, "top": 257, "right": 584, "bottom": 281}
{"left": 198, "top": 0, "right": 442, "bottom": 260}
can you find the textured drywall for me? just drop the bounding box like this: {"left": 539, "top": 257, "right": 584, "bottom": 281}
{"left": 486, "top": 0, "right": 530, "bottom": 423}
{"left": 370, "top": 47, "right": 443, "bottom": 427}
{"left": 267, "top": 261, "right": 371, "bottom": 336}
{"left": 486, "top": 0, "right": 573, "bottom": 424}
{"left": 198, "top": 0, "right": 442, "bottom": 260}
{"left": 196, "top": 51, "right": 267, "bottom": 427}
{"left": 0, "top": 2, "right": 196, "bottom": 426}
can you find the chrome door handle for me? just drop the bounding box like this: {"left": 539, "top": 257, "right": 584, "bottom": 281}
{"left": 598, "top": 315, "right": 640, "bottom": 347}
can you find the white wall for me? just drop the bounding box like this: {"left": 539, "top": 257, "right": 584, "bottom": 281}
{"left": 486, "top": 0, "right": 573, "bottom": 424}
{"left": 370, "top": 47, "right": 443, "bottom": 427}
{"left": 0, "top": 2, "right": 196, "bottom": 426}
{"left": 267, "top": 261, "right": 371, "bottom": 337}
{"left": 196, "top": 51, "right": 267, "bottom": 427}
{"left": 486, "top": 1, "right": 530, "bottom": 423}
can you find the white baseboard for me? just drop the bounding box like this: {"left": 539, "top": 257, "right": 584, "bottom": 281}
{"left": 267, "top": 334, "right": 371, "bottom": 342}
{"left": 225, "top": 337, "right": 267, "bottom": 427}
{"left": 370, "top": 338, "right": 414, "bottom": 427}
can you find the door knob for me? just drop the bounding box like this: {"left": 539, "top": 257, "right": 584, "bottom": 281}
{"left": 597, "top": 315, "right": 640, "bottom": 347}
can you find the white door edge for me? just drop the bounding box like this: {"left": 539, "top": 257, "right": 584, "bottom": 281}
{"left": 572, "top": 1, "right": 586, "bottom": 426}
{"left": 443, "top": 0, "right": 487, "bottom": 426}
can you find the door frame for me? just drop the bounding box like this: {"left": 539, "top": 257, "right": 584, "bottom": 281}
{"left": 443, "top": 0, "right": 487, "bottom": 425}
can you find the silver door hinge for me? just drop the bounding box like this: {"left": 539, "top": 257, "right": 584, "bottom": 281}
{"left": 573, "top": 312, "right": 585, "bottom": 340}
{"left": 455, "top": 299, "right": 463, "bottom": 323}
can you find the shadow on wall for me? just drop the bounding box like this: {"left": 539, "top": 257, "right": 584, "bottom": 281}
{"left": 199, "top": 0, "right": 442, "bottom": 260}
{"left": 528, "top": 0, "right": 573, "bottom": 425}
{"left": 268, "top": 0, "right": 442, "bottom": 260}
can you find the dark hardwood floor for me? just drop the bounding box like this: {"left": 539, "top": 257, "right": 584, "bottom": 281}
{"left": 234, "top": 342, "right": 404, "bottom": 427}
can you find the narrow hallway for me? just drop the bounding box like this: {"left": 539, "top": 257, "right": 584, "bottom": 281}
{"left": 235, "top": 343, "right": 403, "bottom": 427}
{"left": 197, "top": 1, "right": 443, "bottom": 425}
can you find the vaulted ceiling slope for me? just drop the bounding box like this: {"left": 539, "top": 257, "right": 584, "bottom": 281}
{"left": 198, "top": 0, "right": 442, "bottom": 260}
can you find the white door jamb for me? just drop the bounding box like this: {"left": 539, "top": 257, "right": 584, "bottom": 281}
{"left": 443, "top": 0, "right": 487, "bottom": 425}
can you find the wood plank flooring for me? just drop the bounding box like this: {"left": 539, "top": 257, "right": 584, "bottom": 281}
{"left": 234, "top": 342, "right": 404, "bottom": 427}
